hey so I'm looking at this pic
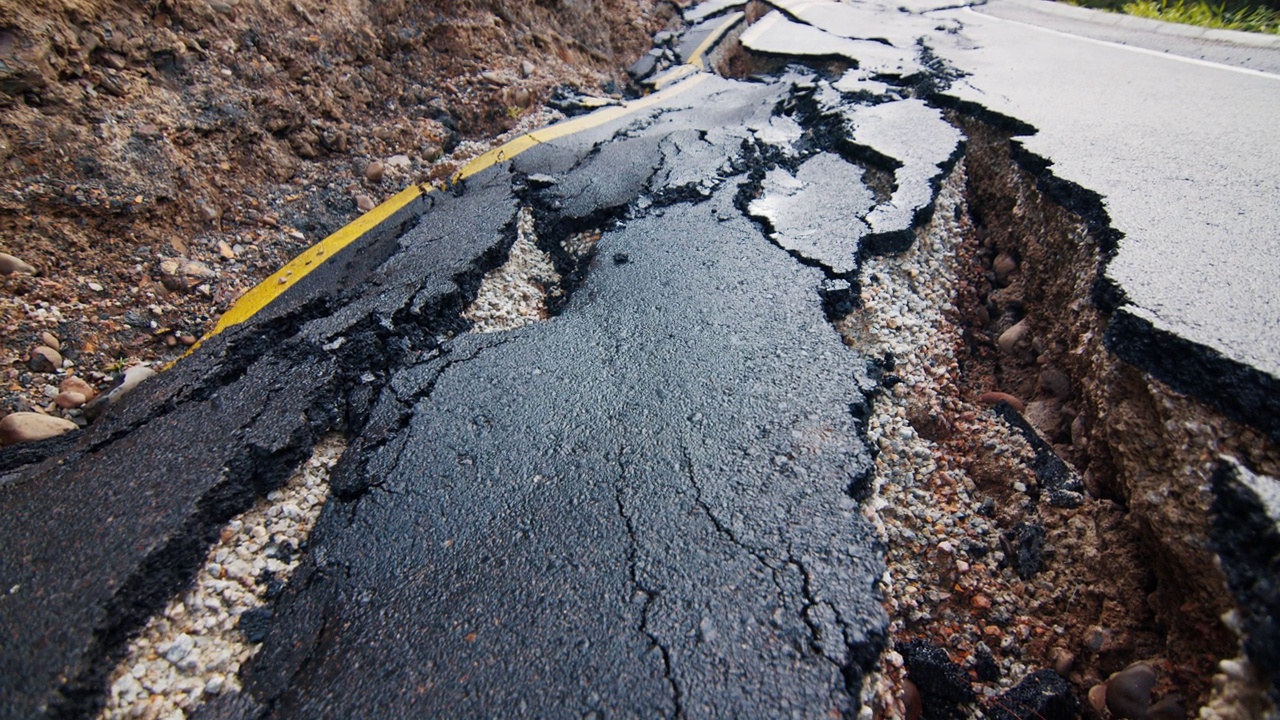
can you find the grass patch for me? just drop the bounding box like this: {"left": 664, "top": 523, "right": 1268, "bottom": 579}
{"left": 1065, "top": 0, "right": 1280, "bottom": 34}
{"left": 1123, "top": 0, "right": 1280, "bottom": 33}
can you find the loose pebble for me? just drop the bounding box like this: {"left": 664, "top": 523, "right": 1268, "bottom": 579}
{"left": 1088, "top": 683, "right": 1109, "bottom": 714}
{"left": 60, "top": 376, "right": 97, "bottom": 400}
{"left": 0, "top": 252, "right": 36, "bottom": 274}
{"left": 997, "top": 318, "right": 1030, "bottom": 357}
{"left": 1106, "top": 662, "right": 1157, "bottom": 720}
{"left": 54, "top": 391, "right": 87, "bottom": 409}
{"left": 28, "top": 346, "right": 63, "bottom": 373}
{"left": 0, "top": 412, "right": 79, "bottom": 445}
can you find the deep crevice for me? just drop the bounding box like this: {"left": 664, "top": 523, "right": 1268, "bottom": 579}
{"left": 918, "top": 109, "right": 1280, "bottom": 712}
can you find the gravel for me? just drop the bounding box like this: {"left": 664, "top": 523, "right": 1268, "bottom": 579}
{"left": 464, "top": 207, "right": 560, "bottom": 334}
{"left": 844, "top": 162, "right": 1053, "bottom": 716}
{"left": 98, "top": 435, "right": 345, "bottom": 720}
{"left": 464, "top": 204, "right": 602, "bottom": 335}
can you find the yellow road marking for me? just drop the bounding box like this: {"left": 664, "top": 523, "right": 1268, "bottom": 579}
{"left": 454, "top": 73, "right": 712, "bottom": 182}
{"left": 686, "top": 11, "right": 746, "bottom": 69}
{"left": 205, "top": 183, "right": 424, "bottom": 340}
{"left": 190, "top": 72, "right": 714, "bottom": 355}
{"left": 188, "top": 3, "right": 760, "bottom": 353}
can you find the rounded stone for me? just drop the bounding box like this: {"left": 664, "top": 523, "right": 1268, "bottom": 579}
{"left": 28, "top": 346, "right": 62, "bottom": 373}
{"left": 60, "top": 376, "right": 96, "bottom": 400}
{"left": 1106, "top": 662, "right": 1157, "bottom": 720}
{"left": 54, "top": 391, "right": 87, "bottom": 409}
{"left": 0, "top": 252, "right": 35, "bottom": 275}
{"left": 997, "top": 319, "right": 1031, "bottom": 358}
{"left": 0, "top": 412, "right": 78, "bottom": 445}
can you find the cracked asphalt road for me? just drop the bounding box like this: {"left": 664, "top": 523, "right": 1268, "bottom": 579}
{"left": 224, "top": 72, "right": 945, "bottom": 718}
{"left": 4, "top": 66, "right": 954, "bottom": 718}
{"left": 2, "top": 0, "right": 1278, "bottom": 717}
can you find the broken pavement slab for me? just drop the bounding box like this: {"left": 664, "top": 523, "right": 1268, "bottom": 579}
{"left": 676, "top": 10, "right": 746, "bottom": 68}
{"left": 741, "top": 10, "right": 925, "bottom": 77}
{"left": 926, "top": 0, "right": 1280, "bottom": 438}
{"left": 748, "top": 152, "right": 874, "bottom": 275}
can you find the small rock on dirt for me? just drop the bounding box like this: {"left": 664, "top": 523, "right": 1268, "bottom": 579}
{"left": 1050, "top": 647, "right": 1075, "bottom": 676}
{"left": 159, "top": 257, "right": 217, "bottom": 292}
{"left": 993, "top": 251, "right": 1018, "bottom": 285}
{"left": 364, "top": 160, "right": 385, "bottom": 183}
{"left": 355, "top": 194, "right": 375, "bottom": 212}
{"left": 60, "top": 376, "right": 96, "bottom": 399}
{"left": 54, "top": 391, "right": 87, "bottom": 409}
{"left": 0, "top": 412, "right": 79, "bottom": 445}
{"left": 1106, "top": 662, "right": 1157, "bottom": 720}
{"left": 1088, "top": 684, "right": 1109, "bottom": 714}
{"left": 28, "top": 346, "right": 63, "bottom": 373}
{"left": 0, "top": 252, "right": 35, "bottom": 275}
{"left": 998, "top": 318, "right": 1031, "bottom": 358}
{"left": 1025, "top": 398, "right": 1066, "bottom": 441}
{"left": 40, "top": 332, "right": 60, "bottom": 351}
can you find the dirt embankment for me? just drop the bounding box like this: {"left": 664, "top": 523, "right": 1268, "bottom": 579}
{"left": 0, "top": 0, "right": 672, "bottom": 421}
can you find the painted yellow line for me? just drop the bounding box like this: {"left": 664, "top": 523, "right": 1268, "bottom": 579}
{"left": 205, "top": 183, "right": 424, "bottom": 339}
{"left": 454, "top": 72, "right": 713, "bottom": 182}
{"left": 189, "top": 72, "right": 714, "bottom": 356}
{"left": 647, "top": 63, "right": 704, "bottom": 90}
{"left": 686, "top": 11, "right": 746, "bottom": 69}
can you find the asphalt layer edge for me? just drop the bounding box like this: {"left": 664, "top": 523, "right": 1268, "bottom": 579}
{"left": 933, "top": 91, "right": 1280, "bottom": 445}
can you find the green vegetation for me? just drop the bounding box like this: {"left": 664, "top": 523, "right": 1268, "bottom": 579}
{"left": 1066, "top": 0, "right": 1280, "bottom": 34}
{"left": 1123, "top": 0, "right": 1280, "bottom": 33}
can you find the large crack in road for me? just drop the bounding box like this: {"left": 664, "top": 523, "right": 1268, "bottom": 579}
{"left": 2, "top": 1, "right": 1279, "bottom": 718}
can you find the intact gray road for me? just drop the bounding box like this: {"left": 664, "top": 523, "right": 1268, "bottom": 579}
{"left": 1, "top": 0, "right": 1277, "bottom": 717}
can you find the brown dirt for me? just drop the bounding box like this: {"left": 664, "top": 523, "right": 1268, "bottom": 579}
{"left": 953, "top": 118, "right": 1280, "bottom": 712}
{"left": 0, "top": 0, "right": 675, "bottom": 421}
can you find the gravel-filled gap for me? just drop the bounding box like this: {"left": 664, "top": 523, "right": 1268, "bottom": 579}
{"left": 97, "top": 435, "right": 346, "bottom": 720}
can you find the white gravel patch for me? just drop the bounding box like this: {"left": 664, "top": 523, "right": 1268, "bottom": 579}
{"left": 465, "top": 206, "right": 602, "bottom": 334}
{"left": 465, "top": 207, "right": 560, "bottom": 333}
{"left": 98, "top": 435, "right": 345, "bottom": 720}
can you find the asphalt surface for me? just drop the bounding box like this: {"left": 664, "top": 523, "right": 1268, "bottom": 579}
{"left": 2, "top": 0, "right": 1278, "bottom": 717}
{"left": 230, "top": 75, "right": 907, "bottom": 718}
